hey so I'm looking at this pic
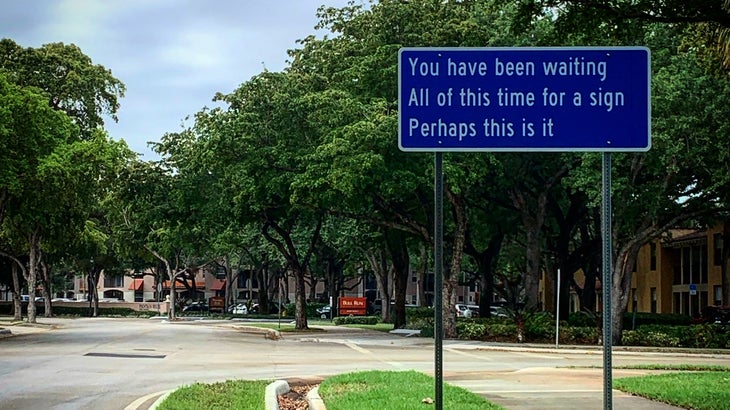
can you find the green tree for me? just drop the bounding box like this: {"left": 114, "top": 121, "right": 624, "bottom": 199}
{"left": 0, "top": 39, "right": 125, "bottom": 137}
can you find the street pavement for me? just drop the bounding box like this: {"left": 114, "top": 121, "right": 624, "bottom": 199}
{"left": 2, "top": 317, "right": 725, "bottom": 409}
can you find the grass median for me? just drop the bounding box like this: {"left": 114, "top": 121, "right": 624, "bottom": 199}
{"left": 320, "top": 370, "right": 504, "bottom": 410}
{"left": 615, "top": 369, "right": 730, "bottom": 410}
{"left": 156, "top": 370, "right": 503, "bottom": 410}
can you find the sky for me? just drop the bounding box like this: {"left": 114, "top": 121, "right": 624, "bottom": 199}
{"left": 1, "top": 0, "right": 352, "bottom": 159}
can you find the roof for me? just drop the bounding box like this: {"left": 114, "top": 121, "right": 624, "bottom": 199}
{"left": 161, "top": 280, "right": 205, "bottom": 290}
{"left": 666, "top": 230, "right": 707, "bottom": 248}
{"left": 128, "top": 279, "right": 144, "bottom": 291}
{"left": 210, "top": 279, "right": 226, "bottom": 291}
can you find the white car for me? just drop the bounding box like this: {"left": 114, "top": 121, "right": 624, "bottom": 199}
{"left": 455, "top": 304, "right": 472, "bottom": 318}
{"left": 230, "top": 303, "right": 248, "bottom": 315}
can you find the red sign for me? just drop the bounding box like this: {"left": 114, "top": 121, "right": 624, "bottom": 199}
{"left": 339, "top": 297, "right": 367, "bottom": 315}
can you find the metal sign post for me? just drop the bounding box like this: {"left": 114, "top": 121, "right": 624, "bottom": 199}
{"left": 602, "top": 152, "right": 613, "bottom": 408}
{"left": 434, "top": 152, "right": 444, "bottom": 410}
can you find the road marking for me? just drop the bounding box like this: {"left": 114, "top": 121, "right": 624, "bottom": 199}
{"left": 123, "top": 390, "right": 170, "bottom": 410}
{"left": 344, "top": 342, "right": 372, "bottom": 355}
{"left": 445, "top": 348, "right": 494, "bottom": 361}
{"left": 344, "top": 342, "right": 405, "bottom": 368}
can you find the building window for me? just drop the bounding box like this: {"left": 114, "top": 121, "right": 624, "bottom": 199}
{"left": 682, "top": 247, "right": 691, "bottom": 284}
{"left": 650, "top": 287, "right": 657, "bottom": 313}
{"left": 714, "top": 234, "right": 724, "bottom": 266}
{"left": 714, "top": 285, "right": 723, "bottom": 306}
{"left": 700, "top": 245, "right": 708, "bottom": 284}
{"left": 650, "top": 242, "right": 657, "bottom": 271}
{"left": 103, "top": 275, "right": 123, "bottom": 288}
{"left": 237, "top": 270, "right": 257, "bottom": 288}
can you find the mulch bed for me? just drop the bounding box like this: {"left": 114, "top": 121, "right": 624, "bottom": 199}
{"left": 278, "top": 384, "right": 316, "bottom": 410}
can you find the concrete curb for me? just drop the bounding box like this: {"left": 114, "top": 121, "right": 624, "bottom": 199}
{"left": 146, "top": 391, "right": 172, "bottom": 410}
{"left": 307, "top": 386, "right": 326, "bottom": 410}
{"left": 265, "top": 380, "right": 290, "bottom": 410}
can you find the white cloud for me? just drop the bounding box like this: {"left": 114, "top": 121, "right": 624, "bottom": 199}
{"left": 2, "top": 0, "right": 354, "bottom": 159}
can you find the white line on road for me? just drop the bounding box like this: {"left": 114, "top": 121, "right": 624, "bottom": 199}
{"left": 123, "top": 390, "right": 170, "bottom": 410}
{"left": 445, "top": 348, "right": 494, "bottom": 361}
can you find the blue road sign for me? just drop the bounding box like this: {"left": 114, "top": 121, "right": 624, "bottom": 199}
{"left": 398, "top": 47, "right": 650, "bottom": 152}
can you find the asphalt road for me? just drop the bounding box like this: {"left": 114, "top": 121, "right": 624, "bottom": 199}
{"left": 1, "top": 317, "right": 728, "bottom": 410}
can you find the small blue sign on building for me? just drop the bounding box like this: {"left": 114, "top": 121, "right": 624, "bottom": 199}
{"left": 398, "top": 47, "right": 650, "bottom": 152}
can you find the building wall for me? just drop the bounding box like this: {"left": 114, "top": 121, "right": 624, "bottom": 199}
{"left": 628, "top": 224, "right": 729, "bottom": 317}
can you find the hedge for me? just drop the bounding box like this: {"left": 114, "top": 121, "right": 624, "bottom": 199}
{"left": 333, "top": 315, "right": 379, "bottom": 325}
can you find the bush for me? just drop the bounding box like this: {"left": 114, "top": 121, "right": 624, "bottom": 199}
{"left": 623, "top": 312, "right": 691, "bottom": 328}
{"left": 622, "top": 324, "right": 730, "bottom": 348}
{"left": 622, "top": 329, "right": 681, "bottom": 347}
{"left": 407, "top": 306, "right": 434, "bottom": 321}
{"left": 568, "top": 311, "right": 598, "bottom": 327}
{"left": 333, "top": 315, "right": 378, "bottom": 325}
{"left": 406, "top": 317, "right": 434, "bottom": 337}
{"left": 484, "top": 322, "right": 518, "bottom": 341}
{"left": 457, "top": 320, "right": 488, "bottom": 340}
{"left": 524, "top": 312, "right": 554, "bottom": 340}
{"left": 559, "top": 326, "right": 600, "bottom": 344}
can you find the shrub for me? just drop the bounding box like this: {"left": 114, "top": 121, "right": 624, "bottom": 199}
{"left": 457, "top": 320, "right": 488, "bottom": 340}
{"left": 626, "top": 324, "right": 730, "bottom": 348}
{"left": 484, "top": 323, "right": 518, "bottom": 341}
{"left": 622, "top": 329, "right": 681, "bottom": 347}
{"left": 407, "top": 306, "right": 434, "bottom": 321}
{"left": 559, "top": 326, "right": 600, "bottom": 344}
{"left": 568, "top": 311, "right": 598, "bottom": 327}
{"left": 333, "top": 315, "right": 378, "bottom": 325}
{"left": 406, "top": 317, "right": 434, "bottom": 337}
{"left": 524, "top": 312, "right": 554, "bottom": 340}
{"left": 623, "top": 312, "right": 691, "bottom": 328}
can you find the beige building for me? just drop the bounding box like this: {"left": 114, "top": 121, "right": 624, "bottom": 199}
{"left": 630, "top": 224, "right": 728, "bottom": 316}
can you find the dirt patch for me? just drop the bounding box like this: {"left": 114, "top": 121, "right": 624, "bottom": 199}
{"left": 278, "top": 384, "right": 316, "bottom": 410}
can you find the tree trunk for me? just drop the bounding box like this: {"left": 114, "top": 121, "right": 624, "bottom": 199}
{"left": 293, "top": 267, "right": 308, "bottom": 329}
{"left": 40, "top": 261, "right": 52, "bottom": 317}
{"left": 721, "top": 223, "right": 730, "bottom": 306}
{"left": 25, "top": 226, "right": 42, "bottom": 323}
{"left": 367, "top": 248, "right": 391, "bottom": 322}
{"left": 610, "top": 242, "right": 641, "bottom": 345}
{"left": 466, "top": 231, "right": 504, "bottom": 318}
{"left": 386, "top": 230, "right": 410, "bottom": 329}
{"left": 444, "top": 189, "right": 467, "bottom": 338}
{"left": 261, "top": 215, "right": 322, "bottom": 330}
{"left": 145, "top": 246, "right": 176, "bottom": 319}
{"left": 88, "top": 267, "right": 101, "bottom": 317}
{"left": 11, "top": 262, "right": 22, "bottom": 321}
{"left": 417, "top": 243, "right": 427, "bottom": 306}
{"left": 510, "top": 189, "right": 548, "bottom": 311}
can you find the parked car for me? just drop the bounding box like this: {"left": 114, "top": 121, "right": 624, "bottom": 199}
{"left": 316, "top": 305, "right": 332, "bottom": 319}
{"left": 230, "top": 303, "right": 248, "bottom": 315}
{"left": 249, "top": 302, "right": 280, "bottom": 314}
{"left": 467, "top": 305, "right": 480, "bottom": 317}
{"left": 183, "top": 302, "right": 208, "bottom": 312}
{"left": 490, "top": 306, "right": 509, "bottom": 317}
{"left": 455, "top": 304, "right": 472, "bottom": 318}
{"left": 370, "top": 300, "right": 420, "bottom": 315}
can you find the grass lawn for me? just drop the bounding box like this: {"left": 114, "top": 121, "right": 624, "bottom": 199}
{"left": 156, "top": 379, "right": 269, "bottom": 410}
{"left": 155, "top": 370, "right": 504, "bottom": 410}
{"left": 319, "top": 370, "right": 505, "bottom": 410}
{"left": 614, "top": 371, "right": 730, "bottom": 410}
